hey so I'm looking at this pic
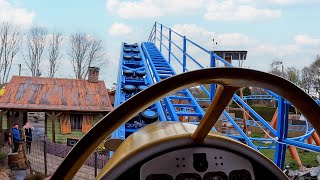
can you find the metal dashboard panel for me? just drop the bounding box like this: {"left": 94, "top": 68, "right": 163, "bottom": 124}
{"left": 140, "top": 147, "right": 254, "bottom": 180}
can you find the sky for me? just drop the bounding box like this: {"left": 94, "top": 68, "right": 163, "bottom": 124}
{"left": 1, "top": 0, "right": 320, "bottom": 87}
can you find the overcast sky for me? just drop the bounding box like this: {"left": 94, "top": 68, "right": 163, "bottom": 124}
{"left": 2, "top": 0, "right": 320, "bottom": 87}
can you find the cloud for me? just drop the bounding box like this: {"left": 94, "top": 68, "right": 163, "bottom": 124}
{"left": 294, "top": 35, "right": 320, "bottom": 46}
{"left": 0, "top": 0, "right": 34, "bottom": 26}
{"left": 265, "top": 0, "right": 320, "bottom": 5}
{"left": 172, "top": 24, "right": 256, "bottom": 49}
{"left": 204, "top": 1, "right": 281, "bottom": 21}
{"left": 106, "top": 0, "right": 204, "bottom": 19}
{"left": 106, "top": 0, "right": 282, "bottom": 21}
{"left": 109, "top": 22, "right": 133, "bottom": 36}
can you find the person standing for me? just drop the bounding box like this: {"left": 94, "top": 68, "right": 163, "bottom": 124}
{"left": 11, "top": 123, "right": 21, "bottom": 153}
{"left": 23, "top": 122, "right": 34, "bottom": 154}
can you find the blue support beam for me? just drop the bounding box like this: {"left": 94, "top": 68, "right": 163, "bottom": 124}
{"left": 210, "top": 51, "right": 216, "bottom": 101}
{"left": 183, "top": 36, "right": 187, "bottom": 72}
{"left": 274, "top": 97, "right": 288, "bottom": 170}
{"left": 168, "top": 29, "right": 171, "bottom": 64}
{"left": 160, "top": 24, "right": 162, "bottom": 52}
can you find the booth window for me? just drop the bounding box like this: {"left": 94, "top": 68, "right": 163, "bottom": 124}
{"left": 70, "top": 114, "right": 83, "bottom": 130}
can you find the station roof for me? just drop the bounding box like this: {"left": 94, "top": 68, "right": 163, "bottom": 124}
{"left": 214, "top": 50, "right": 247, "bottom": 60}
{"left": 0, "top": 76, "right": 113, "bottom": 112}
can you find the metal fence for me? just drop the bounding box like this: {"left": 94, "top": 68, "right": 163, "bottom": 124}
{"left": 0, "top": 145, "right": 9, "bottom": 167}
{"left": 26, "top": 133, "right": 108, "bottom": 179}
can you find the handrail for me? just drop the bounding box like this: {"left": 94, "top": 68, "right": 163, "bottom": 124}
{"left": 186, "top": 38, "right": 211, "bottom": 54}
{"left": 148, "top": 24, "right": 155, "bottom": 42}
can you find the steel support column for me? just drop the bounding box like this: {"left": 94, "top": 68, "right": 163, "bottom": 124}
{"left": 160, "top": 24, "right": 162, "bottom": 52}
{"left": 168, "top": 29, "right": 172, "bottom": 64}
{"left": 210, "top": 51, "right": 216, "bottom": 101}
{"left": 183, "top": 36, "right": 187, "bottom": 72}
{"left": 274, "top": 97, "right": 288, "bottom": 170}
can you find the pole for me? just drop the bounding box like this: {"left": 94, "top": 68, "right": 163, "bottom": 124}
{"left": 0, "top": 111, "right": 2, "bottom": 133}
{"left": 168, "top": 29, "right": 172, "bottom": 64}
{"left": 281, "top": 61, "right": 284, "bottom": 78}
{"left": 52, "top": 112, "right": 55, "bottom": 143}
{"left": 44, "top": 136, "right": 47, "bottom": 176}
{"left": 210, "top": 51, "right": 216, "bottom": 101}
{"left": 94, "top": 150, "right": 98, "bottom": 177}
{"left": 274, "top": 98, "right": 289, "bottom": 170}
{"left": 18, "top": 64, "right": 21, "bottom": 76}
{"left": 160, "top": 24, "right": 162, "bottom": 52}
{"left": 183, "top": 36, "right": 187, "bottom": 72}
{"left": 154, "top": 23, "right": 157, "bottom": 44}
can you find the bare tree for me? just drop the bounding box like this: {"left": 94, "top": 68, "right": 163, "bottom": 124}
{"left": 48, "top": 32, "right": 63, "bottom": 78}
{"left": 0, "top": 22, "right": 22, "bottom": 83}
{"left": 69, "top": 33, "right": 104, "bottom": 79}
{"left": 300, "top": 66, "right": 313, "bottom": 94}
{"left": 24, "top": 26, "right": 47, "bottom": 77}
{"left": 269, "top": 60, "right": 284, "bottom": 77}
{"left": 310, "top": 56, "right": 320, "bottom": 98}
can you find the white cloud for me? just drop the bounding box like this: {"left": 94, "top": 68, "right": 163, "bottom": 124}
{"left": 172, "top": 24, "right": 256, "bottom": 49}
{"left": 109, "top": 22, "right": 133, "bottom": 36}
{"left": 238, "top": 0, "right": 320, "bottom": 5}
{"left": 294, "top": 35, "right": 320, "bottom": 46}
{"left": 106, "top": 0, "right": 204, "bottom": 19}
{"left": 106, "top": 0, "right": 282, "bottom": 21}
{"left": 0, "top": 0, "right": 34, "bottom": 26}
{"left": 265, "top": 0, "right": 320, "bottom": 5}
{"left": 204, "top": 1, "right": 281, "bottom": 21}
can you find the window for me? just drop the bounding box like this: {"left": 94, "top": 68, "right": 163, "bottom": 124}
{"left": 70, "top": 114, "right": 83, "bottom": 130}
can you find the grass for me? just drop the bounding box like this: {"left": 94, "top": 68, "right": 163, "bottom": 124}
{"left": 250, "top": 133, "right": 319, "bottom": 170}
{"left": 259, "top": 149, "right": 319, "bottom": 170}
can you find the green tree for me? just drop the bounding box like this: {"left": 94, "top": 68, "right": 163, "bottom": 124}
{"left": 285, "top": 66, "right": 300, "bottom": 85}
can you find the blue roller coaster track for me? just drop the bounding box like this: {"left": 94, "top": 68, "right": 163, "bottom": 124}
{"left": 111, "top": 22, "right": 320, "bottom": 170}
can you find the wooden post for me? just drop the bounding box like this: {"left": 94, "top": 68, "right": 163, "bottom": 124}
{"left": 239, "top": 88, "right": 248, "bottom": 135}
{"left": 52, "top": 112, "right": 56, "bottom": 143}
{"left": 0, "top": 111, "right": 2, "bottom": 132}
{"left": 312, "top": 132, "right": 320, "bottom": 146}
{"left": 45, "top": 113, "right": 48, "bottom": 136}
{"left": 7, "top": 111, "right": 11, "bottom": 133}
{"left": 94, "top": 150, "right": 98, "bottom": 177}
{"left": 288, "top": 146, "right": 303, "bottom": 169}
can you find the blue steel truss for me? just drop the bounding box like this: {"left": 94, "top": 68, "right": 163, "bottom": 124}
{"left": 146, "top": 22, "right": 320, "bottom": 169}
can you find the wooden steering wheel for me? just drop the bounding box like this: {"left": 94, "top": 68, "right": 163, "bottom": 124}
{"left": 51, "top": 68, "right": 320, "bottom": 179}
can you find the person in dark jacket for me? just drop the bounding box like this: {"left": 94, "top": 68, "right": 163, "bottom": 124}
{"left": 11, "top": 123, "right": 21, "bottom": 153}
{"left": 23, "top": 122, "right": 34, "bottom": 153}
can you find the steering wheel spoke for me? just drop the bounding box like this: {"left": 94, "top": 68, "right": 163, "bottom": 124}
{"left": 192, "top": 85, "right": 239, "bottom": 143}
